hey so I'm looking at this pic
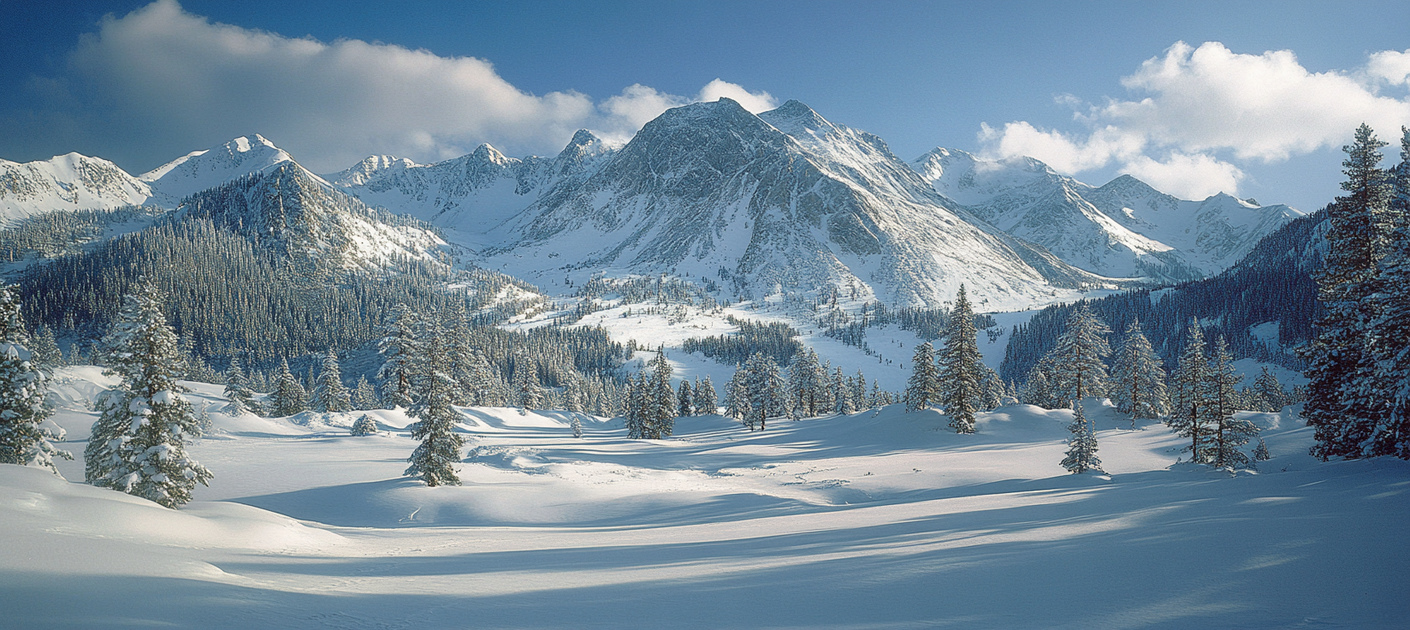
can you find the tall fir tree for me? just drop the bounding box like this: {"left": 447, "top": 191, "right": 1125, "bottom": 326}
{"left": 1251, "top": 367, "right": 1286, "bottom": 413}
{"left": 937, "top": 285, "right": 982, "bottom": 433}
{"left": 268, "top": 359, "right": 308, "bottom": 417}
{"left": 1306, "top": 124, "right": 1395, "bottom": 459}
{"left": 743, "top": 352, "right": 786, "bottom": 430}
{"left": 1060, "top": 401, "right": 1103, "bottom": 474}
{"left": 1169, "top": 323, "right": 1213, "bottom": 464}
{"left": 678, "top": 380, "right": 694, "bottom": 417}
{"left": 376, "top": 304, "right": 422, "bottom": 410}
{"left": 310, "top": 350, "right": 352, "bottom": 413}
{"left": 724, "top": 367, "right": 749, "bottom": 423}
{"left": 222, "top": 356, "right": 256, "bottom": 416}
{"left": 1363, "top": 126, "right": 1410, "bottom": 458}
{"left": 29, "top": 324, "right": 62, "bottom": 368}
{"left": 788, "top": 348, "right": 828, "bottom": 418}
{"left": 0, "top": 285, "right": 69, "bottom": 475}
{"left": 1044, "top": 303, "right": 1111, "bottom": 404}
{"left": 351, "top": 375, "right": 380, "bottom": 410}
{"left": 1206, "top": 336, "right": 1259, "bottom": 469}
{"left": 647, "top": 352, "right": 676, "bottom": 438}
{"left": 696, "top": 375, "right": 718, "bottom": 415}
{"left": 85, "top": 281, "right": 211, "bottom": 508}
{"left": 904, "top": 342, "right": 939, "bottom": 412}
{"left": 405, "top": 316, "right": 466, "bottom": 487}
{"left": 1109, "top": 319, "right": 1169, "bottom": 424}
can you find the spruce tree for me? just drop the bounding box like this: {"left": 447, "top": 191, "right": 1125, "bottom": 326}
{"left": 269, "top": 359, "right": 308, "bottom": 417}
{"left": 678, "top": 380, "right": 694, "bottom": 417}
{"left": 85, "top": 281, "right": 211, "bottom": 508}
{"left": 1363, "top": 126, "right": 1410, "bottom": 458}
{"left": 1253, "top": 438, "right": 1271, "bottom": 463}
{"left": 1251, "top": 367, "right": 1286, "bottom": 413}
{"left": 788, "top": 349, "right": 827, "bottom": 418}
{"left": 743, "top": 352, "right": 786, "bottom": 430}
{"left": 223, "top": 356, "right": 256, "bottom": 416}
{"left": 1206, "top": 336, "right": 1258, "bottom": 469}
{"left": 937, "top": 285, "right": 982, "bottom": 433}
{"left": 724, "top": 368, "right": 749, "bottom": 423}
{"left": 904, "top": 342, "right": 939, "bottom": 412}
{"left": 351, "top": 375, "right": 380, "bottom": 410}
{"left": 0, "top": 286, "right": 69, "bottom": 475}
{"left": 570, "top": 413, "right": 584, "bottom": 439}
{"left": 377, "top": 305, "right": 421, "bottom": 409}
{"left": 350, "top": 414, "right": 379, "bottom": 436}
{"left": 696, "top": 375, "right": 718, "bottom": 415}
{"left": 1045, "top": 304, "right": 1111, "bottom": 404}
{"left": 832, "top": 367, "right": 855, "bottom": 415}
{"left": 1169, "top": 323, "right": 1212, "bottom": 464}
{"left": 405, "top": 316, "right": 466, "bottom": 487}
{"left": 647, "top": 352, "right": 675, "bottom": 438}
{"left": 1307, "top": 124, "right": 1394, "bottom": 459}
{"left": 1109, "top": 319, "right": 1169, "bottom": 424}
{"left": 29, "top": 325, "right": 62, "bottom": 369}
{"left": 311, "top": 350, "right": 352, "bottom": 413}
{"left": 1060, "top": 401, "right": 1103, "bottom": 474}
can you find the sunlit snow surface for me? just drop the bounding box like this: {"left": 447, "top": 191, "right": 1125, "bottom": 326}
{"left": 3, "top": 369, "right": 1406, "bottom": 628}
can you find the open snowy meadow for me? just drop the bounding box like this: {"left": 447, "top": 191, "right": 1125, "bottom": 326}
{"left": 2, "top": 367, "right": 1405, "bottom": 629}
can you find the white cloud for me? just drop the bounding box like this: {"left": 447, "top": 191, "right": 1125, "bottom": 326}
{"left": 697, "top": 79, "right": 777, "bottom": 114}
{"left": 62, "top": 0, "right": 778, "bottom": 171}
{"left": 979, "top": 41, "right": 1410, "bottom": 198}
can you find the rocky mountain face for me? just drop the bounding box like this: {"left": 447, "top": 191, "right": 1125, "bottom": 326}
{"left": 912, "top": 148, "right": 1302, "bottom": 283}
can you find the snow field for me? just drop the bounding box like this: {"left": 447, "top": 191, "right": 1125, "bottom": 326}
{"left": 3, "top": 367, "right": 1407, "bottom": 628}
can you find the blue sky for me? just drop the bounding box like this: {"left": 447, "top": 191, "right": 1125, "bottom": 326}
{"left": 2, "top": 0, "right": 1407, "bottom": 211}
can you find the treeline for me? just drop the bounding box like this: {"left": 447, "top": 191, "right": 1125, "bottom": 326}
{"left": 1001, "top": 211, "right": 1325, "bottom": 382}
{"left": 681, "top": 316, "right": 805, "bottom": 366}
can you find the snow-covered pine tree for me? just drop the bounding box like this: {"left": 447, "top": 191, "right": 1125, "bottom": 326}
{"left": 311, "top": 350, "right": 352, "bottom": 413}
{"left": 832, "top": 367, "right": 855, "bottom": 415}
{"left": 268, "top": 359, "right": 308, "bottom": 417}
{"left": 1252, "top": 367, "right": 1286, "bottom": 413}
{"left": 350, "top": 414, "right": 378, "bottom": 436}
{"left": 405, "top": 316, "right": 466, "bottom": 487}
{"left": 222, "top": 356, "right": 256, "bottom": 416}
{"left": 648, "top": 351, "right": 675, "bottom": 438}
{"left": 1060, "top": 401, "right": 1103, "bottom": 474}
{"left": 788, "top": 349, "right": 827, "bottom": 418}
{"left": 624, "top": 373, "right": 645, "bottom": 438}
{"left": 1021, "top": 363, "right": 1057, "bottom": 409}
{"left": 678, "top": 380, "right": 694, "bottom": 417}
{"left": 724, "top": 368, "right": 749, "bottom": 423}
{"left": 0, "top": 285, "right": 69, "bottom": 475}
{"left": 466, "top": 350, "right": 500, "bottom": 406}
{"left": 512, "top": 354, "right": 542, "bottom": 413}
{"left": 1363, "top": 126, "right": 1410, "bottom": 459}
{"left": 696, "top": 375, "right": 717, "bottom": 415}
{"left": 852, "top": 371, "right": 867, "bottom": 410}
{"left": 562, "top": 372, "right": 585, "bottom": 413}
{"left": 1109, "top": 319, "right": 1169, "bottom": 424}
{"left": 1253, "top": 438, "right": 1271, "bottom": 462}
{"left": 570, "top": 412, "right": 583, "bottom": 439}
{"left": 351, "top": 375, "right": 380, "bottom": 410}
{"left": 743, "top": 352, "right": 786, "bottom": 430}
{"left": 377, "top": 304, "right": 421, "bottom": 409}
{"left": 1169, "top": 323, "right": 1212, "bottom": 464}
{"left": 938, "top": 285, "right": 982, "bottom": 433}
{"left": 1206, "top": 336, "right": 1258, "bottom": 469}
{"left": 84, "top": 281, "right": 211, "bottom": 508}
{"left": 1044, "top": 303, "right": 1111, "bottom": 404}
{"left": 445, "top": 306, "right": 477, "bottom": 406}
{"left": 29, "top": 324, "right": 62, "bottom": 368}
{"left": 904, "top": 342, "right": 939, "bottom": 412}
{"left": 1307, "top": 124, "right": 1395, "bottom": 460}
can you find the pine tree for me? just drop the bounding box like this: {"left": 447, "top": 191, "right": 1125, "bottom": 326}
{"left": 1207, "top": 336, "right": 1258, "bottom": 469}
{"left": 29, "top": 324, "right": 62, "bottom": 368}
{"left": 1307, "top": 124, "right": 1395, "bottom": 459}
{"left": 84, "top": 281, "right": 211, "bottom": 508}
{"left": 351, "top": 375, "right": 380, "bottom": 410}
{"left": 788, "top": 349, "right": 827, "bottom": 418}
{"left": 678, "top": 380, "right": 694, "bottom": 417}
{"left": 1169, "top": 323, "right": 1212, "bottom": 464}
{"left": 1021, "top": 363, "right": 1058, "bottom": 409}
{"left": 724, "top": 367, "right": 749, "bottom": 423}
{"left": 832, "top": 367, "right": 855, "bottom": 415}
{"left": 311, "top": 350, "right": 352, "bottom": 413}
{"left": 904, "top": 342, "right": 939, "bottom": 412}
{"left": 405, "top": 315, "right": 466, "bottom": 486}
{"left": 647, "top": 352, "right": 675, "bottom": 438}
{"left": 377, "top": 304, "right": 421, "bottom": 409}
{"left": 223, "top": 356, "right": 256, "bottom": 416}
{"left": 570, "top": 412, "right": 584, "bottom": 439}
{"left": 937, "top": 285, "right": 982, "bottom": 433}
{"left": 268, "top": 359, "right": 308, "bottom": 417}
{"left": 1363, "top": 126, "right": 1410, "bottom": 458}
{"left": 1060, "top": 401, "right": 1103, "bottom": 474}
{"left": 350, "top": 414, "right": 379, "bottom": 436}
{"left": 0, "top": 286, "right": 69, "bottom": 475}
{"left": 1109, "top": 319, "right": 1169, "bottom": 424}
{"left": 696, "top": 375, "right": 718, "bottom": 415}
{"left": 743, "top": 352, "right": 786, "bottom": 430}
{"left": 512, "top": 355, "right": 542, "bottom": 413}
{"left": 1045, "top": 303, "right": 1111, "bottom": 404}
{"left": 1253, "top": 438, "right": 1271, "bottom": 462}
{"left": 1251, "top": 367, "right": 1286, "bottom": 412}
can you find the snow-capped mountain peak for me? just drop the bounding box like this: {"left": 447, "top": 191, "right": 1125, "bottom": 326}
{"left": 140, "top": 134, "right": 298, "bottom": 204}
{"left": 0, "top": 152, "right": 152, "bottom": 225}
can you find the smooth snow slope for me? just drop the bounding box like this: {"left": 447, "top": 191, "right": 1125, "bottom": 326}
{"left": 1, "top": 368, "right": 1406, "bottom": 629}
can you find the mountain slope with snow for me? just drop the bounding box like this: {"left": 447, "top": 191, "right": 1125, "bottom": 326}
{"left": 913, "top": 148, "right": 1302, "bottom": 282}
{"left": 140, "top": 134, "right": 298, "bottom": 206}
{"left": 0, "top": 154, "right": 152, "bottom": 225}
{"left": 482, "top": 99, "right": 1114, "bottom": 309}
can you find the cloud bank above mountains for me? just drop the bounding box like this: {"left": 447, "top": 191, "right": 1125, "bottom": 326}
{"left": 980, "top": 41, "right": 1410, "bottom": 200}
{"left": 45, "top": 0, "right": 777, "bottom": 173}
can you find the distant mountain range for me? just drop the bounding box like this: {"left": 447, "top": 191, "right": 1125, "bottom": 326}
{"left": 0, "top": 98, "right": 1304, "bottom": 309}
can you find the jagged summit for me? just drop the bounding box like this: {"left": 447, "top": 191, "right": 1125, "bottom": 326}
{"left": 0, "top": 152, "right": 152, "bottom": 223}
{"left": 141, "top": 134, "right": 298, "bottom": 204}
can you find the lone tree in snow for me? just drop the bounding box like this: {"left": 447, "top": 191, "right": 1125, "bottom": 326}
{"left": 222, "top": 356, "right": 256, "bottom": 416}
{"left": 0, "top": 285, "right": 70, "bottom": 475}
{"left": 1060, "top": 400, "right": 1103, "bottom": 474}
{"left": 570, "top": 413, "right": 584, "bottom": 439}
{"left": 904, "top": 341, "right": 939, "bottom": 412}
{"left": 405, "top": 315, "right": 466, "bottom": 487}
{"left": 937, "top": 285, "right": 983, "bottom": 433}
{"left": 350, "top": 414, "right": 379, "bottom": 436}
{"left": 85, "top": 280, "right": 212, "bottom": 508}
{"left": 1109, "top": 319, "right": 1169, "bottom": 425}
